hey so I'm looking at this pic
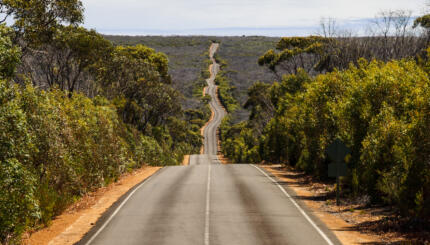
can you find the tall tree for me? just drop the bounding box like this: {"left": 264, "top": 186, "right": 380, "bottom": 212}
{"left": 258, "top": 36, "right": 329, "bottom": 75}
{"left": 0, "top": 0, "right": 84, "bottom": 47}
{"left": 0, "top": 24, "right": 20, "bottom": 79}
{"left": 28, "top": 26, "right": 113, "bottom": 95}
{"left": 98, "top": 44, "right": 180, "bottom": 132}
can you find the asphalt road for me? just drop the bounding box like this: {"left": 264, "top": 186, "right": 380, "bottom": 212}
{"left": 203, "top": 43, "right": 226, "bottom": 157}
{"left": 78, "top": 44, "right": 341, "bottom": 245}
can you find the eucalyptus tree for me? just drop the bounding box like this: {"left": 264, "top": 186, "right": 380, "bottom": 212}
{"left": 28, "top": 26, "right": 113, "bottom": 95}
{"left": 98, "top": 44, "right": 181, "bottom": 132}
{"left": 258, "top": 36, "right": 332, "bottom": 75}
{"left": 0, "top": 24, "right": 20, "bottom": 79}
{"left": 0, "top": 0, "right": 84, "bottom": 47}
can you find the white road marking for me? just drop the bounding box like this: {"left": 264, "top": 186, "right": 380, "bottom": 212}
{"left": 84, "top": 170, "right": 160, "bottom": 245}
{"left": 251, "top": 164, "right": 335, "bottom": 245}
{"left": 204, "top": 163, "right": 212, "bottom": 245}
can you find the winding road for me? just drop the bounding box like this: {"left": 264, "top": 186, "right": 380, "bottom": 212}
{"left": 77, "top": 43, "right": 341, "bottom": 245}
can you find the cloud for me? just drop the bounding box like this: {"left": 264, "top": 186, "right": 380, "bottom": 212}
{"left": 82, "top": 0, "right": 425, "bottom": 35}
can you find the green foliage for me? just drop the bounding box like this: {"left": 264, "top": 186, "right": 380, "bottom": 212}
{"left": 44, "top": 26, "right": 113, "bottom": 93}
{"left": 96, "top": 43, "right": 202, "bottom": 164}
{"left": 258, "top": 36, "right": 329, "bottom": 72}
{"left": 1, "top": 0, "right": 84, "bottom": 46}
{"left": 0, "top": 39, "right": 203, "bottom": 240}
{"left": 225, "top": 58, "right": 430, "bottom": 219}
{"left": 0, "top": 79, "right": 39, "bottom": 243}
{"left": 0, "top": 81, "right": 33, "bottom": 164}
{"left": 220, "top": 116, "right": 260, "bottom": 163}
{"left": 244, "top": 81, "right": 274, "bottom": 127}
{"left": 215, "top": 69, "right": 239, "bottom": 113}
{"left": 0, "top": 24, "right": 21, "bottom": 79}
{"left": 413, "top": 14, "right": 430, "bottom": 29}
{"left": 0, "top": 159, "right": 39, "bottom": 244}
{"left": 0, "top": 77, "right": 196, "bottom": 241}
{"left": 1, "top": 1, "right": 210, "bottom": 242}
{"left": 98, "top": 45, "right": 179, "bottom": 132}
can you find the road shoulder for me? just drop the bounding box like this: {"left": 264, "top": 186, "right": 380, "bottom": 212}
{"left": 260, "top": 164, "right": 382, "bottom": 245}
{"left": 23, "top": 166, "right": 161, "bottom": 245}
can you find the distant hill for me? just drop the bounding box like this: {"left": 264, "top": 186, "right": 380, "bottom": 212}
{"left": 104, "top": 35, "right": 279, "bottom": 121}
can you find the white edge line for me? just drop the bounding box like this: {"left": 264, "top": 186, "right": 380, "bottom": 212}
{"left": 204, "top": 163, "right": 212, "bottom": 245}
{"left": 250, "top": 164, "right": 335, "bottom": 245}
{"left": 84, "top": 169, "right": 160, "bottom": 245}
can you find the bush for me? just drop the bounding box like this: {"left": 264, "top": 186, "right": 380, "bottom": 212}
{"left": 0, "top": 24, "right": 21, "bottom": 79}
{"left": 214, "top": 60, "right": 239, "bottom": 113}
{"left": 0, "top": 159, "right": 39, "bottom": 244}
{"left": 0, "top": 79, "right": 193, "bottom": 241}
{"left": 225, "top": 58, "right": 430, "bottom": 219}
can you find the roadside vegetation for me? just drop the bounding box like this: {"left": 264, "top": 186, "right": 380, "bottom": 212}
{"left": 220, "top": 10, "right": 430, "bottom": 226}
{"left": 2, "top": 0, "right": 430, "bottom": 242}
{"left": 213, "top": 54, "right": 239, "bottom": 113}
{"left": 105, "top": 36, "right": 214, "bottom": 141}
{"left": 0, "top": 1, "right": 204, "bottom": 243}
{"left": 214, "top": 36, "right": 278, "bottom": 122}
{"left": 105, "top": 36, "right": 213, "bottom": 109}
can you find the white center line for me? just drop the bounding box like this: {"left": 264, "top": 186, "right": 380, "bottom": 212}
{"left": 251, "top": 164, "right": 335, "bottom": 245}
{"left": 204, "top": 162, "right": 212, "bottom": 245}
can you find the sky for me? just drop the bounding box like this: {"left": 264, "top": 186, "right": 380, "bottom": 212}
{"left": 81, "top": 0, "right": 426, "bottom": 36}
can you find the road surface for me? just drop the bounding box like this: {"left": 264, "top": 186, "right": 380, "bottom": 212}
{"left": 78, "top": 44, "right": 341, "bottom": 245}
{"left": 202, "top": 43, "right": 226, "bottom": 158}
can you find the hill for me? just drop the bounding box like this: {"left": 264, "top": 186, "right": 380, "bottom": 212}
{"left": 104, "top": 35, "right": 279, "bottom": 121}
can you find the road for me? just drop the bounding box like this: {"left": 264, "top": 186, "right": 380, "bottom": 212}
{"left": 78, "top": 43, "right": 341, "bottom": 245}
{"left": 202, "top": 43, "right": 226, "bottom": 158}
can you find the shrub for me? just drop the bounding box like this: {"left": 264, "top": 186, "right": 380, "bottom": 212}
{"left": 0, "top": 159, "right": 39, "bottom": 244}
{"left": 0, "top": 79, "right": 194, "bottom": 241}
{"left": 225, "top": 58, "right": 430, "bottom": 219}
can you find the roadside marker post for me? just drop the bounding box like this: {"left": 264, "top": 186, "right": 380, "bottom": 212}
{"left": 326, "top": 139, "right": 350, "bottom": 206}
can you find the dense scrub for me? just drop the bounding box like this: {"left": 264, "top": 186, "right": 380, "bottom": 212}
{"left": 0, "top": 38, "right": 200, "bottom": 245}
{"left": 0, "top": 81, "right": 169, "bottom": 242}
{"left": 220, "top": 13, "right": 430, "bottom": 220}
{"left": 214, "top": 37, "right": 279, "bottom": 121}
{"left": 104, "top": 35, "right": 213, "bottom": 136}
{"left": 213, "top": 55, "right": 239, "bottom": 113}
{"left": 221, "top": 58, "right": 430, "bottom": 219}
{"left": 0, "top": 2, "right": 206, "bottom": 242}
{"left": 104, "top": 36, "right": 213, "bottom": 109}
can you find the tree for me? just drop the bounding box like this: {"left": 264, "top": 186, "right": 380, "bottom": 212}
{"left": 244, "top": 82, "right": 274, "bottom": 134}
{"left": 414, "top": 15, "right": 430, "bottom": 30}
{"left": 413, "top": 14, "right": 430, "bottom": 44}
{"left": 258, "top": 36, "right": 329, "bottom": 75}
{"left": 0, "top": 159, "right": 39, "bottom": 244}
{"left": 0, "top": 24, "right": 20, "bottom": 79}
{"left": 98, "top": 44, "right": 179, "bottom": 132}
{"left": 368, "top": 10, "right": 415, "bottom": 60}
{"left": 318, "top": 17, "right": 338, "bottom": 38}
{"left": 99, "top": 44, "right": 171, "bottom": 94}
{"left": 27, "top": 26, "right": 113, "bottom": 95}
{"left": 0, "top": 0, "right": 84, "bottom": 47}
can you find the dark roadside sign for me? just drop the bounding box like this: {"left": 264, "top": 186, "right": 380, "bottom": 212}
{"left": 326, "top": 139, "right": 350, "bottom": 205}
{"left": 326, "top": 139, "right": 350, "bottom": 164}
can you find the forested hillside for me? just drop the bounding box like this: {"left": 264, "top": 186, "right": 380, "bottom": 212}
{"left": 0, "top": 1, "right": 205, "bottom": 243}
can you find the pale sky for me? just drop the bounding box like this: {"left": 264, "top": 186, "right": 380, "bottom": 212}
{"left": 82, "top": 0, "right": 426, "bottom": 36}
